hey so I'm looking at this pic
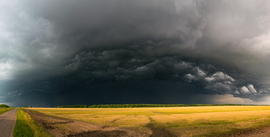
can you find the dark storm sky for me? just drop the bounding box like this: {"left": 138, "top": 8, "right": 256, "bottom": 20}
{"left": 1, "top": 0, "right": 270, "bottom": 106}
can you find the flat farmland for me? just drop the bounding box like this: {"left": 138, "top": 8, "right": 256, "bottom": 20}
{"left": 26, "top": 106, "right": 270, "bottom": 137}
{"left": 0, "top": 107, "right": 14, "bottom": 114}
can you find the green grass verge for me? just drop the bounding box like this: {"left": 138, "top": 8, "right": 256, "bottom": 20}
{"left": 0, "top": 107, "right": 14, "bottom": 114}
{"left": 13, "top": 108, "right": 53, "bottom": 137}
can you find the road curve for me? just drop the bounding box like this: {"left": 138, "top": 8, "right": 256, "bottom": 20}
{"left": 0, "top": 108, "right": 17, "bottom": 137}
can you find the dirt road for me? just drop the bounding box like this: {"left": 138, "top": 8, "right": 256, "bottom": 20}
{"left": 0, "top": 108, "right": 17, "bottom": 137}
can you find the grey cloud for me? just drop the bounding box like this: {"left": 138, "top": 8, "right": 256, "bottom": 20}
{"left": 66, "top": 51, "right": 196, "bottom": 81}
{"left": 205, "top": 82, "right": 233, "bottom": 93}
{"left": 201, "top": 71, "right": 237, "bottom": 94}
{"left": 258, "top": 88, "right": 270, "bottom": 94}
{"left": 1, "top": 0, "right": 270, "bottom": 106}
{"left": 235, "top": 90, "right": 240, "bottom": 95}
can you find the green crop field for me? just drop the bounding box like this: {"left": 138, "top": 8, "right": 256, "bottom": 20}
{"left": 27, "top": 106, "right": 270, "bottom": 136}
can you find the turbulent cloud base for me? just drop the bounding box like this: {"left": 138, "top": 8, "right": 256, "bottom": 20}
{"left": 1, "top": 0, "right": 270, "bottom": 106}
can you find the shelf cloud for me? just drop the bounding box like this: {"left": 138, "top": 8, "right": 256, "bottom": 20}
{"left": 1, "top": 0, "right": 270, "bottom": 106}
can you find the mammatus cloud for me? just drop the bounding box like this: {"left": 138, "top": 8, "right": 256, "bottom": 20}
{"left": 1, "top": 0, "right": 270, "bottom": 106}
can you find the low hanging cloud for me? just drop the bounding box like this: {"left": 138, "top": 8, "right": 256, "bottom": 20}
{"left": 247, "top": 84, "right": 257, "bottom": 94}
{"left": 205, "top": 72, "right": 235, "bottom": 82}
{"left": 241, "top": 86, "right": 251, "bottom": 94}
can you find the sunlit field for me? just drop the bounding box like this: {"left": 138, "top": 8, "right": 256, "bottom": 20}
{"left": 27, "top": 106, "right": 270, "bottom": 136}
{"left": 14, "top": 108, "right": 53, "bottom": 137}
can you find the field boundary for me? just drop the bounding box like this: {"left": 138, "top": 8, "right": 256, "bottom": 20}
{"left": 13, "top": 108, "right": 53, "bottom": 137}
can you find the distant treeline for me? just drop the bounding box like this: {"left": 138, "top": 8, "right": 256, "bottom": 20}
{"left": 0, "top": 104, "right": 9, "bottom": 108}
{"left": 55, "top": 104, "right": 258, "bottom": 108}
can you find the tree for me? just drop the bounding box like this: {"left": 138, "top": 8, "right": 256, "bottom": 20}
{"left": 0, "top": 104, "right": 9, "bottom": 108}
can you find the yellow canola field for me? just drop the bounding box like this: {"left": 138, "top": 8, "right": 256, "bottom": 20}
{"left": 28, "top": 106, "right": 270, "bottom": 136}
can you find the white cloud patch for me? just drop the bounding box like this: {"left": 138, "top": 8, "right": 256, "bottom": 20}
{"left": 0, "top": 61, "right": 13, "bottom": 81}
{"left": 184, "top": 74, "right": 197, "bottom": 82}
{"left": 205, "top": 72, "right": 234, "bottom": 82}
{"left": 247, "top": 84, "right": 257, "bottom": 94}
{"left": 135, "top": 66, "right": 148, "bottom": 72}
{"left": 204, "top": 72, "right": 236, "bottom": 94}
{"left": 240, "top": 86, "right": 250, "bottom": 94}
{"left": 193, "top": 67, "right": 206, "bottom": 78}
{"left": 174, "top": 61, "right": 192, "bottom": 70}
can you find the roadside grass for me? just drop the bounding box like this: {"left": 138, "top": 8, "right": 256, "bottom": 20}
{"left": 27, "top": 106, "right": 270, "bottom": 136}
{"left": 13, "top": 108, "right": 53, "bottom": 137}
{"left": 0, "top": 107, "right": 14, "bottom": 114}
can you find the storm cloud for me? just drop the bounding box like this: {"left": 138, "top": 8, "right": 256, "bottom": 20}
{"left": 1, "top": 0, "right": 270, "bottom": 106}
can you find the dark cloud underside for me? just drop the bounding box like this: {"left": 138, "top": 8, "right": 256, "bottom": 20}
{"left": 1, "top": 0, "right": 270, "bottom": 106}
